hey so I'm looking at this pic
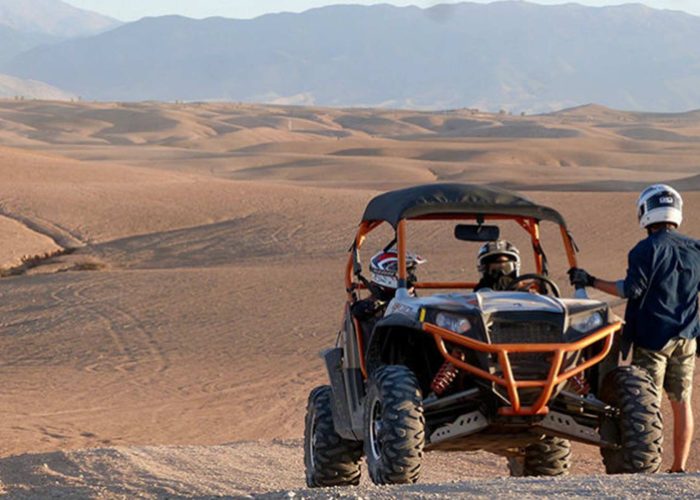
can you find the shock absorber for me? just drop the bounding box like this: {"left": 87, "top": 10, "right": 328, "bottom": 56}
{"left": 431, "top": 350, "right": 465, "bottom": 396}
{"left": 570, "top": 372, "right": 590, "bottom": 395}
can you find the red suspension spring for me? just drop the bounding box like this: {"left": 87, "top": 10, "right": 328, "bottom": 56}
{"left": 431, "top": 350, "right": 465, "bottom": 395}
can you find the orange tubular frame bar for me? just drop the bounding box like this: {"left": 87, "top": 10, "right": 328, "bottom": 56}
{"left": 344, "top": 214, "right": 584, "bottom": 383}
{"left": 423, "top": 321, "right": 621, "bottom": 415}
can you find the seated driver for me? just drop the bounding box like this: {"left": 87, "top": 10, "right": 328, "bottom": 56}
{"left": 474, "top": 240, "right": 521, "bottom": 292}
{"left": 351, "top": 248, "right": 425, "bottom": 341}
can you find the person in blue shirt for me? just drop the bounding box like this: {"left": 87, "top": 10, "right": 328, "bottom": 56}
{"left": 569, "top": 184, "right": 699, "bottom": 474}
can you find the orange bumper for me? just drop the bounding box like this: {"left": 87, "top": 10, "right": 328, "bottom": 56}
{"left": 422, "top": 321, "right": 621, "bottom": 416}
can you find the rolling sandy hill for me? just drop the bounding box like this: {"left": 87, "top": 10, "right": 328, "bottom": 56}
{"left": 0, "top": 101, "right": 698, "bottom": 496}
{"left": 0, "top": 101, "right": 697, "bottom": 190}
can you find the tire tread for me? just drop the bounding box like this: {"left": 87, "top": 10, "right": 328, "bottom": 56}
{"left": 304, "top": 385, "right": 362, "bottom": 487}
{"left": 365, "top": 365, "right": 425, "bottom": 485}
{"left": 600, "top": 366, "right": 663, "bottom": 474}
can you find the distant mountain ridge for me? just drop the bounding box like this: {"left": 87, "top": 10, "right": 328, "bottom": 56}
{"left": 0, "top": 72, "right": 75, "bottom": 100}
{"left": 0, "top": 0, "right": 120, "bottom": 38}
{"left": 0, "top": 23, "right": 56, "bottom": 65}
{"left": 3, "top": 2, "right": 700, "bottom": 112}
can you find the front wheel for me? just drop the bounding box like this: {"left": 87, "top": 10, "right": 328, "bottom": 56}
{"left": 508, "top": 436, "right": 571, "bottom": 476}
{"left": 304, "top": 385, "right": 362, "bottom": 487}
{"left": 364, "top": 365, "right": 425, "bottom": 485}
{"left": 599, "top": 366, "right": 663, "bottom": 474}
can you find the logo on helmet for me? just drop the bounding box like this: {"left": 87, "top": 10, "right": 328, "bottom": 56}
{"left": 636, "top": 184, "right": 683, "bottom": 230}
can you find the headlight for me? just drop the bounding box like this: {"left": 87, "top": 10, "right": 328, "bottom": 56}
{"left": 569, "top": 312, "right": 604, "bottom": 333}
{"left": 435, "top": 312, "right": 472, "bottom": 334}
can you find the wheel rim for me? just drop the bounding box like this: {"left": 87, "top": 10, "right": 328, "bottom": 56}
{"left": 368, "top": 397, "right": 383, "bottom": 460}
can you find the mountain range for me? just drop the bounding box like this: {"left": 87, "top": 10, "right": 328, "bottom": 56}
{"left": 0, "top": 0, "right": 119, "bottom": 38}
{"left": 0, "top": 0, "right": 119, "bottom": 98}
{"left": 2, "top": 1, "right": 700, "bottom": 112}
{"left": 0, "top": 23, "right": 55, "bottom": 66}
{"left": 0, "top": 72, "right": 75, "bottom": 99}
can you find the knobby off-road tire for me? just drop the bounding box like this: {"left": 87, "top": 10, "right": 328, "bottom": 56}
{"left": 364, "top": 365, "right": 425, "bottom": 485}
{"left": 599, "top": 366, "right": 663, "bottom": 474}
{"left": 304, "top": 385, "right": 362, "bottom": 487}
{"left": 508, "top": 436, "right": 571, "bottom": 477}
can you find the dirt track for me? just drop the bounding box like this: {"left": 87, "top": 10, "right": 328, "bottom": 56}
{"left": 274, "top": 475, "right": 700, "bottom": 499}
{"left": 0, "top": 441, "right": 697, "bottom": 498}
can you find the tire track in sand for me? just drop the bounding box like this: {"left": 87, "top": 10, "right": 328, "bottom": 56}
{"left": 45, "top": 276, "right": 170, "bottom": 378}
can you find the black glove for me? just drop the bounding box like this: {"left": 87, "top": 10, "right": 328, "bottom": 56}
{"left": 351, "top": 299, "right": 382, "bottom": 321}
{"left": 568, "top": 268, "right": 596, "bottom": 288}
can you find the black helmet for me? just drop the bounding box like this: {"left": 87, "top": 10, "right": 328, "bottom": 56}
{"left": 477, "top": 240, "right": 521, "bottom": 278}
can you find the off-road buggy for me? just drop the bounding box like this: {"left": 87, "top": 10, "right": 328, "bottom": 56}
{"left": 304, "top": 183, "right": 663, "bottom": 486}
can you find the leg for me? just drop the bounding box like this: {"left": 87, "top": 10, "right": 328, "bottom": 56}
{"left": 632, "top": 345, "right": 667, "bottom": 404}
{"left": 669, "top": 400, "right": 694, "bottom": 472}
{"left": 664, "top": 338, "right": 696, "bottom": 473}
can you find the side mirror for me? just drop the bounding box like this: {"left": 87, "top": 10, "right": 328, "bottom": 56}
{"left": 454, "top": 224, "right": 500, "bottom": 242}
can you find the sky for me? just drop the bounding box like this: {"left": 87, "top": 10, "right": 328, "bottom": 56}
{"left": 64, "top": 0, "right": 700, "bottom": 21}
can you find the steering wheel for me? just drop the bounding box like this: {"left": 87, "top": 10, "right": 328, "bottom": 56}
{"left": 506, "top": 273, "right": 561, "bottom": 298}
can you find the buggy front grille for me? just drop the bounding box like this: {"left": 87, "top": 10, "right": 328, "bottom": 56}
{"left": 423, "top": 320, "right": 621, "bottom": 416}
{"left": 488, "top": 319, "right": 565, "bottom": 404}
{"left": 488, "top": 319, "right": 562, "bottom": 344}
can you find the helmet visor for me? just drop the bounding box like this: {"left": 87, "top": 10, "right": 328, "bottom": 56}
{"left": 487, "top": 260, "right": 518, "bottom": 276}
{"left": 638, "top": 191, "right": 682, "bottom": 219}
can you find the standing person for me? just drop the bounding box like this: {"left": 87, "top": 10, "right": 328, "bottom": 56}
{"left": 569, "top": 184, "right": 700, "bottom": 473}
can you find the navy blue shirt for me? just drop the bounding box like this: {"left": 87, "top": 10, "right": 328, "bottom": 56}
{"left": 618, "top": 229, "right": 700, "bottom": 351}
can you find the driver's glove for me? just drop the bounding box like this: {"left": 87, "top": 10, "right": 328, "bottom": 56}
{"left": 351, "top": 299, "right": 382, "bottom": 320}
{"left": 568, "top": 267, "right": 596, "bottom": 288}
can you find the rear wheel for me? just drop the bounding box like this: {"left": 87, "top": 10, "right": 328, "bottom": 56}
{"left": 599, "top": 366, "right": 663, "bottom": 474}
{"left": 508, "top": 436, "right": 571, "bottom": 476}
{"left": 304, "top": 386, "right": 362, "bottom": 487}
{"left": 364, "top": 365, "right": 425, "bottom": 485}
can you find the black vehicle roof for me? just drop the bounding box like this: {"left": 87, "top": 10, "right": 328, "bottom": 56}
{"left": 361, "top": 183, "right": 567, "bottom": 227}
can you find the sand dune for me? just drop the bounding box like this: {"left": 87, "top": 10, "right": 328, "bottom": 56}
{"left": 0, "top": 101, "right": 698, "bottom": 496}
{"left": 0, "top": 214, "right": 59, "bottom": 273}
{"left": 0, "top": 102, "right": 698, "bottom": 191}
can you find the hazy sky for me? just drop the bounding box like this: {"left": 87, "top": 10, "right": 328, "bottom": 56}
{"left": 64, "top": 1, "right": 700, "bottom": 21}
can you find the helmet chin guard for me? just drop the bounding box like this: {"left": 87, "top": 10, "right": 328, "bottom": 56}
{"left": 637, "top": 184, "right": 683, "bottom": 229}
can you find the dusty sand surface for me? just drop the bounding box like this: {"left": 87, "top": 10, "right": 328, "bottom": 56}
{"left": 0, "top": 442, "right": 697, "bottom": 498}
{"left": 0, "top": 101, "right": 698, "bottom": 497}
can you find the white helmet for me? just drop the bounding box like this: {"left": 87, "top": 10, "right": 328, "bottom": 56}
{"left": 369, "top": 248, "right": 426, "bottom": 290}
{"left": 637, "top": 184, "right": 683, "bottom": 229}
{"left": 477, "top": 240, "right": 521, "bottom": 277}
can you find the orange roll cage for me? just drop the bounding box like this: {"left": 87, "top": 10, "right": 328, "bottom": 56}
{"left": 344, "top": 212, "right": 620, "bottom": 416}
{"left": 345, "top": 215, "right": 574, "bottom": 299}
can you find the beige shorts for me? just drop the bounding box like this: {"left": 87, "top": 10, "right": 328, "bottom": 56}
{"left": 633, "top": 337, "right": 696, "bottom": 403}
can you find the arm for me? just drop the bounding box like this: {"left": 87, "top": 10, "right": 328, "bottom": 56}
{"left": 569, "top": 268, "right": 623, "bottom": 297}
{"left": 569, "top": 242, "right": 650, "bottom": 299}
{"left": 591, "top": 278, "right": 625, "bottom": 298}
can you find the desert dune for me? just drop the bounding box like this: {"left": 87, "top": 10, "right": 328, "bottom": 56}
{"left": 0, "top": 100, "right": 697, "bottom": 496}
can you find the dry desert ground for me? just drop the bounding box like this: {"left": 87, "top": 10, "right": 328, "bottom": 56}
{"left": 0, "top": 100, "right": 697, "bottom": 497}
